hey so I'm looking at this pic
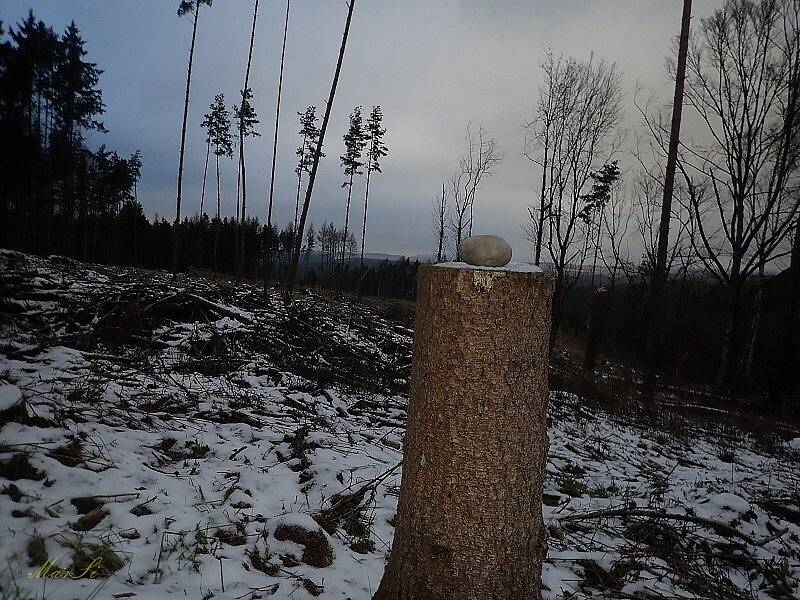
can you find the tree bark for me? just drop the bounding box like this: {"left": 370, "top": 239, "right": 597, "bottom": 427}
{"left": 374, "top": 263, "right": 552, "bottom": 600}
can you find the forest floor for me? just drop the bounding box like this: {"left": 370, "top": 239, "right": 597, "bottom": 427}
{"left": 0, "top": 249, "right": 799, "bottom": 600}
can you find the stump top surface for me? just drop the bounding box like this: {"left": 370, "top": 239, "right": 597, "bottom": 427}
{"left": 433, "top": 260, "right": 543, "bottom": 273}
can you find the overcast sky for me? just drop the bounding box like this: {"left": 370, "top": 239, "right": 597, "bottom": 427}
{"left": 3, "top": 0, "right": 721, "bottom": 258}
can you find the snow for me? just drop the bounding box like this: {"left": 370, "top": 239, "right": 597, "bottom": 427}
{"left": 0, "top": 251, "right": 798, "bottom": 600}
{"left": 0, "top": 384, "right": 22, "bottom": 411}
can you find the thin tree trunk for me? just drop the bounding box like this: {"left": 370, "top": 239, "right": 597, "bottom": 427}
{"left": 360, "top": 158, "right": 372, "bottom": 269}
{"left": 535, "top": 141, "right": 548, "bottom": 266}
{"left": 745, "top": 284, "right": 763, "bottom": 383}
{"left": 198, "top": 137, "right": 210, "bottom": 267}
{"left": 341, "top": 173, "right": 354, "bottom": 266}
{"left": 174, "top": 1, "right": 202, "bottom": 276}
{"left": 436, "top": 181, "right": 445, "bottom": 262}
{"left": 265, "top": 0, "right": 290, "bottom": 288}
{"left": 642, "top": 0, "right": 691, "bottom": 402}
{"left": 213, "top": 154, "right": 221, "bottom": 278}
{"left": 236, "top": 0, "right": 260, "bottom": 282}
{"left": 716, "top": 286, "right": 742, "bottom": 392}
{"left": 549, "top": 273, "right": 564, "bottom": 356}
{"left": 286, "top": 0, "right": 355, "bottom": 298}
{"left": 583, "top": 287, "right": 607, "bottom": 374}
{"left": 294, "top": 167, "right": 303, "bottom": 231}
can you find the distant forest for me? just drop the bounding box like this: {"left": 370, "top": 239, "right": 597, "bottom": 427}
{"left": 0, "top": 11, "right": 415, "bottom": 299}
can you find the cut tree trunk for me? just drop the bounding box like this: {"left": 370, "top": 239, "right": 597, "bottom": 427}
{"left": 374, "top": 263, "right": 552, "bottom": 600}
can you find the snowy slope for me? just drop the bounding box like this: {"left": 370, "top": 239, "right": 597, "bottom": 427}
{"left": 0, "top": 250, "right": 798, "bottom": 600}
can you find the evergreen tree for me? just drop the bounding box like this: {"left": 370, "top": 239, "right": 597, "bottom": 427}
{"left": 233, "top": 87, "right": 259, "bottom": 278}
{"left": 294, "top": 106, "right": 322, "bottom": 230}
{"left": 360, "top": 105, "right": 388, "bottom": 268}
{"left": 340, "top": 106, "right": 367, "bottom": 266}
{"left": 54, "top": 21, "right": 106, "bottom": 254}
{"left": 202, "top": 93, "right": 233, "bottom": 276}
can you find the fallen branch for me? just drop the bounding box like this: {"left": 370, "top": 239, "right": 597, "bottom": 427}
{"left": 561, "top": 507, "right": 789, "bottom": 547}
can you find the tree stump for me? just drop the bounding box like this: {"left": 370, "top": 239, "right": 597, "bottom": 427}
{"left": 374, "top": 262, "right": 553, "bottom": 600}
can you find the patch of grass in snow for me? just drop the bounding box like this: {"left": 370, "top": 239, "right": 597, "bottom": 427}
{"left": 130, "top": 500, "right": 153, "bottom": 517}
{"left": 71, "top": 496, "right": 104, "bottom": 515}
{"left": 556, "top": 463, "right": 588, "bottom": 497}
{"left": 69, "top": 541, "right": 124, "bottom": 577}
{"left": 215, "top": 521, "right": 247, "bottom": 546}
{"left": 247, "top": 544, "right": 280, "bottom": 576}
{"left": 0, "top": 453, "right": 45, "bottom": 481}
{"left": 25, "top": 534, "right": 47, "bottom": 567}
{"left": 273, "top": 523, "right": 334, "bottom": 568}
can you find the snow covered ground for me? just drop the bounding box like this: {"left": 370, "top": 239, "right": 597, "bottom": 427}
{"left": 0, "top": 250, "right": 798, "bottom": 600}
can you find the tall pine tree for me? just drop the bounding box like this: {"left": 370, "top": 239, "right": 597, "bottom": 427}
{"left": 360, "top": 105, "right": 387, "bottom": 268}
{"left": 201, "top": 93, "right": 232, "bottom": 276}
{"left": 294, "top": 106, "right": 321, "bottom": 230}
{"left": 233, "top": 87, "right": 259, "bottom": 279}
{"left": 340, "top": 105, "right": 367, "bottom": 266}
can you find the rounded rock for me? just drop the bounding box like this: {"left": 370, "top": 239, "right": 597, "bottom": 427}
{"left": 458, "top": 235, "right": 512, "bottom": 267}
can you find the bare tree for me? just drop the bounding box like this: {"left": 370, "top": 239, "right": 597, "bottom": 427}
{"left": 598, "top": 182, "right": 633, "bottom": 293}
{"left": 523, "top": 52, "right": 623, "bottom": 353}
{"left": 523, "top": 51, "right": 576, "bottom": 266}
{"left": 449, "top": 124, "right": 502, "bottom": 258}
{"left": 286, "top": 0, "right": 355, "bottom": 297}
{"left": 432, "top": 182, "right": 448, "bottom": 262}
{"left": 630, "top": 169, "right": 696, "bottom": 283}
{"left": 670, "top": 0, "right": 800, "bottom": 391}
